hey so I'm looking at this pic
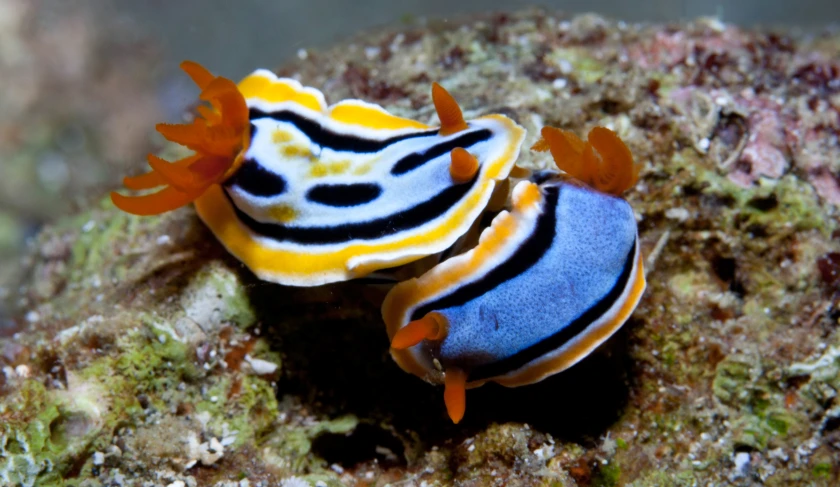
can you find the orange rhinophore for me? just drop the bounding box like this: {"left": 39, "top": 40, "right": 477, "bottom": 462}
{"left": 448, "top": 147, "right": 479, "bottom": 183}
{"left": 432, "top": 82, "right": 469, "bottom": 136}
{"left": 532, "top": 126, "right": 640, "bottom": 196}
{"left": 110, "top": 61, "right": 250, "bottom": 215}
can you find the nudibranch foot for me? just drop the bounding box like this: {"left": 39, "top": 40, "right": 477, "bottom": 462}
{"left": 444, "top": 368, "right": 467, "bottom": 424}
{"left": 531, "top": 126, "right": 640, "bottom": 196}
{"left": 110, "top": 61, "right": 249, "bottom": 216}
{"left": 383, "top": 129, "right": 645, "bottom": 422}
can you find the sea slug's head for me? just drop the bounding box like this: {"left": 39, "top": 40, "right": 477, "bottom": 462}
{"left": 110, "top": 61, "right": 250, "bottom": 215}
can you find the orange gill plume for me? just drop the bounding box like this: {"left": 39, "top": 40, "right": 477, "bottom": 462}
{"left": 110, "top": 61, "right": 250, "bottom": 216}
{"left": 531, "top": 126, "right": 640, "bottom": 196}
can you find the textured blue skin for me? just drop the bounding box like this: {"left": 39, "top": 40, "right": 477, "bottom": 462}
{"left": 434, "top": 182, "right": 637, "bottom": 370}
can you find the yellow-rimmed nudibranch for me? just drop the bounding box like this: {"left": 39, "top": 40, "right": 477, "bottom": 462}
{"left": 111, "top": 61, "right": 525, "bottom": 286}
{"left": 383, "top": 126, "right": 646, "bottom": 423}
{"left": 112, "top": 60, "right": 647, "bottom": 425}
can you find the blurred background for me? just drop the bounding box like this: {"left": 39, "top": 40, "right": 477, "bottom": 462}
{"left": 0, "top": 0, "right": 837, "bottom": 297}
{"left": 112, "top": 0, "right": 840, "bottom": 81}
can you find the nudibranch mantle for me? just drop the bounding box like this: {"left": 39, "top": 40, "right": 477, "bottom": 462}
{"left": 384, "top": 174, "right": 645, "bottom": 422}
{"left": 159, "top": 66, "right": 525, "bottom": 286}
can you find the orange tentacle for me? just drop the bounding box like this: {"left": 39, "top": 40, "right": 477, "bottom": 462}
{"left": 180, "top": 60, "right": 215, "bottom": 90}
{"left": 587, "top": 126, "right": 639, "bottom": 195}
{"left": 110, "top": 186, "right": 201, "bottom": 216}
{"left": 530, "top": 137, "right": 551, "bottom": 152}
{"left": 111, "top": 60, "right": 250, "bottom": 217}
{"left": 123, "top": 171, "right": 166, "bottom": 191}
{"left": 202, "top": 80, "right": 249, "bottom": 130}
{"left": 534, "top": 126, "right": 639, "bottom": 196}
{"left": 540, "top": 127, "right": 586, "bottom": 181}
{"left": 189, "top": 155, "right": 236, "bottom": 184}
{"left": 196, "top": 105, "right": 222, "bottom": 124}
{"left": 146, "top": 154, "right": 203, "bottom": 192}
{"left": 444, "top": 367, "right": 467, "bottom": 424}
{"left": 155, "top": 121, "right": 208, "bottom": 148}
{"left": 123, "top": 154, "right": 201, "bottom": 190}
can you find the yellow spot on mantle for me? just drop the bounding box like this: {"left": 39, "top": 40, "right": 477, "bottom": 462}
{"left": 268, "top": 204, "right": 297, "bottom": 223}
{"left": 353, "top": 159, "right": 376, "bottom": 176}
{"left": 281, "top": 144, "right": 311, "bottom": 158}
{"left": 272, "top": 130, "right": 293, "bottom": 143}
{"left": 310, "top": 160, "right": 351, "bottom": 178}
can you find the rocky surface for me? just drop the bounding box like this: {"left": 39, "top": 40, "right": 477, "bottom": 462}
{"left": 2, "top": 8, "right": 840, "bottom": 487}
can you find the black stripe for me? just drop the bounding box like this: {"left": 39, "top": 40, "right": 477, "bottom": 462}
{"left": 390, "top": 129, "right": 493, "bottom": 175}
{"left": 468, "top": 237, "right": 638, "bottom": 382}
{"left": 249, "top": 109, "right": 493, "bottom": 173}
{"left": 249, "top": 108, "right": 439, "bottom": 153}
{"left": 226, "top": 174, "right": 479, "bottom": 245}
{"left": 225, "top": 159, "right": 286, "bottom": 197}
{"left": 411, "top": 186, "right": 559, "bottom": 323}
{"left": 306, "top": 183, "right": 382, "bottom": 207}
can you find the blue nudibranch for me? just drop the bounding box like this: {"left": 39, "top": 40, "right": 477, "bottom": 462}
{"left": 384, "top": 127, "right": 645, "bottom": 422}
{"left": 112, "top": 61, "right": 645, "bottom": 424}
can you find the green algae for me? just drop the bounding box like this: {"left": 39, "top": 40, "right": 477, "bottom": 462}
{"left": 672, "top": 149, "right": 836, "bottom": 238}
{"left": 0, "top": 380, "right": 99, "bottom": 487}
{"left": 194, "top": 374, "right": 280, "bottom": 449}
{"left": 713, "top": 354, "right": 758, "bottom": 406}
{"left": 180, "top": 262, "right": 256, "bottom": 331}
{"left": 262, "top": 414, "right": 358, "bottom": 474}
{"left": 626, "top": 469, "right": 697, "bottom": 487}
{"left": 714, "top": 353, "right": 807, "bottom": 452}
{"left": 812, "top": 462, "right": 832, "bottom": 478}
{"left": 111, "top": 321, "right": 201, "bottom": 393}
{"left": 547, "top": 47, "right": 607, "bottom": 85}
{"left": 67, "top": 205, "right": 147, "bottom": 285}
{"left": 592, "top": 462, "right": 621, "bottom": 487}
{"left": 732, "top": 414, "right": 775, "bottom": 451}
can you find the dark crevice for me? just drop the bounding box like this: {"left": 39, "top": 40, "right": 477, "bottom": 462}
{"left": 747, "top": 194, "right": 779, "bottom": 212}
{"left": 710, "top": 255, "right": 747, "bottom": 298}
{"left": 245, "top": 269, "right": 632, "bottom": 444}
{"left": 311, "top": 423, "right": 406, "bottom": 468}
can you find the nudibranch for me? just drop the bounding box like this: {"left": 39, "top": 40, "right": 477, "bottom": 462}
{"left": 382, "top": 126, "right": 645, "bottom": 423}
{"left": 111, "top": 62, "right": 525, "bottom": 286}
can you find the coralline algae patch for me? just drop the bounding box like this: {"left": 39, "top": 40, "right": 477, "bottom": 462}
{"left": 2, "top": 8, "right": 840, "bottom": 487}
